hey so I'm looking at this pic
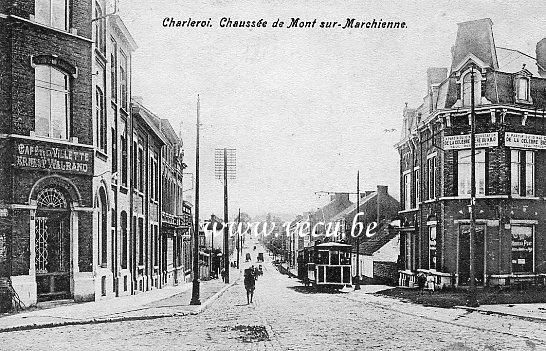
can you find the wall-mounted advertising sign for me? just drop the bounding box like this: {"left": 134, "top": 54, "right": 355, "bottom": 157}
{"left": 505, "top": 132, "right": 546, "bottom": 150}
{"left": 444, "top": 132, "right": 498, "bottom": 150}
{"left": 14, "top": 141, "right": 93, "bottom": 175}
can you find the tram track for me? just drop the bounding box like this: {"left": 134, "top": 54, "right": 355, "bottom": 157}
{"left": 335, "top": 292, "right": 546, "bottom": 345}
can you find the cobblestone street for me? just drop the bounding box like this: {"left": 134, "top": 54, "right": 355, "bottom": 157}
{"left": 1, "top": 244, "right": 546, "bottom": 351}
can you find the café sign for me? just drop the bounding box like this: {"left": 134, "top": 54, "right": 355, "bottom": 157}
{"left": 505, "top": 132, "right": 546, "bottom": 150}
{"left": 444, "top": 132, "right": 498, "bottom": 150}
{"left": 14, "top": 142, "right": 93, "bottom": 175}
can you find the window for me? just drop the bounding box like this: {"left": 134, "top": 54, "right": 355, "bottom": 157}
{"left": 35, "top": 0, "right": 68, "bottom": 30}
{"left": 511, "top": 150, "right": 535, "bottom": 196}
{"left": 110, "top": 39, "right": 118, "bottom": 102}
{"left": 120, "top": 52, "right": 128, "bottom": 110}
{"left": 96, "top": 86, "right": 106, "bottom": 152}
{"left": 94, "top": 2, "right": 105, "bottom": 53}
{"left": 111, "top": 109, "right": 117, "bottom": 174}
{"left": 462, "top": 70, "right": 481, "bottom": 106}
{"left": 150, "top": 156, "right": 155, "bottom": 200}
{"left": 457, "top": 149, "right": 486, "bottom": 196}
{"left": 138, "top": 217, "right": 144, "bottom": 265}
{"left": 429, "top": 226, "right": 437, "bottom": 270}
{"left": 34, "top": 65, "right": 70, "bottom": 139}
{"left": 511, "top": 225, "right": 533, "bottom": 273}
{"left": 121, "top": 211, "right": 127, "bottom": 269}
{"left": 413, "top": 168, "right": 420, "bottom": 206}
{"left": 403, "top": 172, "right": 411, "bottom": 210}
{"left": 120, "top": 118, "right": 128, "bottom": 187}
{"left": 427, "top": 155, "right": 436, "bottom": 200}
{"left": 154, "top": 157, "right": 159, "bottom": 201}
{"left": 139, "top": 148, "right": 144, "bottom": 193}
{"left": 154, "top": 225, "right": 159, "bottom": 267}
{"left": 133, "top": 140, "right": 138, "bottom": 190}
{"left": 517, "top": 77, "right": 530, "bottom": 101}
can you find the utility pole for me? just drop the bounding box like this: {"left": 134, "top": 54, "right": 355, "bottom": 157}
{"left": 190, "top": 95, "right": 201, "bottom": 305}
{"left": 223, "top": 148, "right": 229, "bottom": 284}
{"left": 215, "top": 147, "right": 236, "bottom": 283}
{"left": 210, "top": 216, "right": 214, "bottom": 278}
{"left": 237, "top": 208, "right": 241, "bottom": 269}
{"left": 467, "top": 67, "right": 478, "bottom": 307}
{"left": 354, "top": 171, "right": 361, "bottom": 291}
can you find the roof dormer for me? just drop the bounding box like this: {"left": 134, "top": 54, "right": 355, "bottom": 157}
{"left": 514, "top": 65, "right": 533, "bottom": 105}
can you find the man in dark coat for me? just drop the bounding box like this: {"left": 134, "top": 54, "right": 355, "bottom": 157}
{"left": 244, "top": 268, "right": 256, "bottom": 304}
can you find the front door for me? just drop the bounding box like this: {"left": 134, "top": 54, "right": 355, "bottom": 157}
{"left": 458, "top": 225, "right": 485, "bottom": 286}
{"left": 35, "top": 211, "right": 71, "bottom": 301}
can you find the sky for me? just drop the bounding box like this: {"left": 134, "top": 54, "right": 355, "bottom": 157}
{"left": 115, "top": 0, "right": 546, "bottom": 219}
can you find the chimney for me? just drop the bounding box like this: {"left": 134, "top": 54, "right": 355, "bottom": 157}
{"left": 133, "top": 95, "right": 144, "bottom": 105}
{"left": 537, "top": 38, "right": 546, "bottom": 78}
{"left": 427, "top": 67, "right": 448, "bottom": 89}
{"left": 376, "top": 185, "right": 388, "bottom": 224}
{"left": 330, "top": 193, "right": 349, "bottom": 203}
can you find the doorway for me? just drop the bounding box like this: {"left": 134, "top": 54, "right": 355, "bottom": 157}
{"left": 458, "top": 224, "right": 485, "bottom": 286}
{"left": 35, "top": 188, "right": 71, "bottom": 301}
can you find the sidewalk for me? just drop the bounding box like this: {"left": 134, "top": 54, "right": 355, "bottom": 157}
{"left": 0, "top": 267, "right": 241, "bottom": 333}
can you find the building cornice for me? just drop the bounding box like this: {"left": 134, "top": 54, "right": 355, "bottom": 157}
{"left": 9, "top": 15, "right": 93, "bottom": 43}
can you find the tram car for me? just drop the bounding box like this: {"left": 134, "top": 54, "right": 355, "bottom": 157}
{"left": 298, "top": 242, "right": 352, "bottom": 290}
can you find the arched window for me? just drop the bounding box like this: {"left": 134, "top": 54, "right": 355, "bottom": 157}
{"left": 35, "top": 0, "right": 68, "bottom": 30}
{"left": 37, "top": 187, "right": 67, "bottom": 208}
{"left": 462, "top": 71, "right": 481, "bottom": 107}
{"left": 98, "top": 188, "right": 108, "bottom": 266}
{"left": 35, "top": 65, "right": 70, "bottom": 139}
{"left": 94, "top": 2, "right": 106, "bottom": 53}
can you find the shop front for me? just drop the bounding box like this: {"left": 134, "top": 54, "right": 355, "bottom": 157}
{"left": 9, "top": 139, "right": 94, "bottom": 305}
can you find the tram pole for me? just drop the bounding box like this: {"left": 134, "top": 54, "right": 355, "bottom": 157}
{"left": 467, "top": 67, "right": 478, "bottom": 307}
{"left": 190, "top": 94, "right": 201, "bottom": 305}
{"left": 354, "top": 170, "right": 361, "bottom": 291}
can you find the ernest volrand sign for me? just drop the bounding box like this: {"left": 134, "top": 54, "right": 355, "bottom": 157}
{"left": 14, "top": 141, "right": 93, "bottom": 175}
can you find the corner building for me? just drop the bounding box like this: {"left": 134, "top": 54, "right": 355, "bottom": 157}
{"left": 0, "top": 0, "right": 94, "bottom": 304}
{"left": 396, "top": 19, "right": 546, "bottom": 288}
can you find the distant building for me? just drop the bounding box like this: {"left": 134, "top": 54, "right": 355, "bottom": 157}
{"left": 329, "top": 185, "right": 399, "bottom": 280}
{"left": 396, "top": 19, "right": 546, "bottom": 288}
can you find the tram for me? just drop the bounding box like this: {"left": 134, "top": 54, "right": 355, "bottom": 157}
{"left": 297, "top": 242, "right": 352, "bottom": 290}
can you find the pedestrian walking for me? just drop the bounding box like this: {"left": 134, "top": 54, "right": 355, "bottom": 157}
{"left": 244, "top": 268, "right": 256, "bottom": 304}
{"left": 221, "top": 268, "right": 226, "bottom": 283}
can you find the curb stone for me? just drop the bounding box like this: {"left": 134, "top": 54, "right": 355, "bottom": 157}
{"left": 454, "top": 305, "right": 546, "bottom": 323}
{"left": 0, "top": 273, "right": 242, "bottom": 333}
{"left": 191, "top": 272, "right": 241, "bottom": 315}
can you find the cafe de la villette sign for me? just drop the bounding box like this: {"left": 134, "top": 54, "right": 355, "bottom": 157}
{"left": 14, "top": 140, "right": 93, "bottom": 176}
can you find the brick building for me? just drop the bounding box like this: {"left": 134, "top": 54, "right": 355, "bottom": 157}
{"left": 131, "top": 99, "right": 165, "bottom": 293}
{"left": 92, "top": 2, "right": 137, "bottom": 300}
{"left": 0, "top": 0, "right": 94, "bottom": 305}
{"left": 160, "top": 118, "right": 192, "bottom": 286}
{"left": 396, "top": 19, "right": 546, "bottom": 288}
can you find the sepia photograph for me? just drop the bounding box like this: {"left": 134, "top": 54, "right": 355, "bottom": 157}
{"left": 0, "top": 0, "right": 546, "bottom": 350}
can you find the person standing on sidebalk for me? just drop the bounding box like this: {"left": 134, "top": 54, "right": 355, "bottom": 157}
{"left": 244, "top": 267, "right": 256, "bottom": 304}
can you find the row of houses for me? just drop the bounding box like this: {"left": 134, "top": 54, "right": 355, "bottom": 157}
{"left": 0, "top": 0, "right": 193, "bottom": 307}
{"left": 286, "top": 19, "right": 546, "bottom": 290}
